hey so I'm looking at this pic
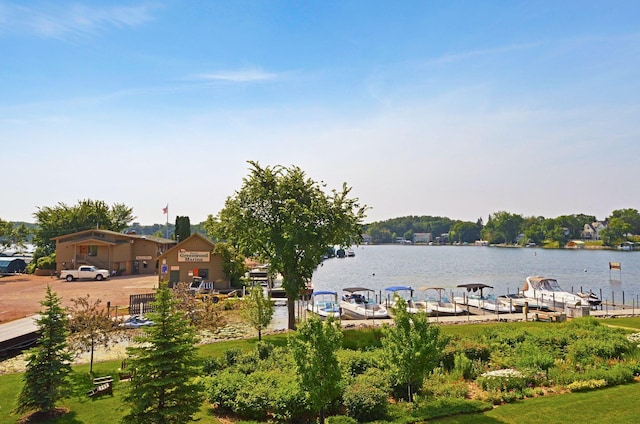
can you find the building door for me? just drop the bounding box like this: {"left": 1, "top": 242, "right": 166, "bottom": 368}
{"left": 169, "top": 270, "right": 180, "bottom": 286}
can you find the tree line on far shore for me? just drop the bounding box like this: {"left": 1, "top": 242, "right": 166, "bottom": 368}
{"left": 363, "top": 209, "right": 640, "bottom": 247}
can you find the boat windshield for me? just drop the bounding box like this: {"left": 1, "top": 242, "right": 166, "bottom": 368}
{"left": 530, "top": 278, "right": 561, "bottom": 291}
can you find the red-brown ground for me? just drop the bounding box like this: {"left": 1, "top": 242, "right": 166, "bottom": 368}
{"left": 0, "top": 274, "right": 158, "bottom": 323}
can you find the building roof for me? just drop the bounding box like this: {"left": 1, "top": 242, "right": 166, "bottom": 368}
{"left": 156, "top": 233, "right": 216, "bottom": 262}
{"left": 51, "top": 228, "right": 175, "bottom": 245}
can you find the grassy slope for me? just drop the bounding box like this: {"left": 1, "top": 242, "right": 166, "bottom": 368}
{"left": 1, "top": 317, "right": 640, "bottom": 423}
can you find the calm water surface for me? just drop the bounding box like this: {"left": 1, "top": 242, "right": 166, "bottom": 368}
{"left": 311, "top": 245, "right": 640, "bottom": 304}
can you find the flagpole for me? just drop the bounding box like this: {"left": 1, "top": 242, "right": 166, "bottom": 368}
{"left": 166, "top": 204, "right": 169, "bottom": 239}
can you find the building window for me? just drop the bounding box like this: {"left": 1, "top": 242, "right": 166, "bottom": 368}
{"left": 88, "top": 245, "right": 98, "bottom": 256}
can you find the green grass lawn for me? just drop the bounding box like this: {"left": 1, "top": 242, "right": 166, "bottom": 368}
{"left": 430, "top": 382, "right": 640, "bottom": 424}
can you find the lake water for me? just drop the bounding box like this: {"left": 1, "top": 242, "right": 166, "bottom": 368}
{"left": 311, "top": 245, "right": 640, "bottom": 305}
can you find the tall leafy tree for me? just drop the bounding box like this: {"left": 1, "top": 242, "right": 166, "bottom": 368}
{"left": 382, "top": 297, "right": 445, "bottom": 402}
{"left": 123, "top": 283, "right": 202, "bottom": 424}
{"left": 609, "top": 208, "right": 640, "bottom": 235}
{"left": 482, "top": 211, "right": 524, "bottom": 244}
{"left": 601, "top": 217, "right": 632, "bottom": 246}
{"left": 241, "top": 286, "right": 274, "bottom": 341}
{"left": 450, "top": 220, "right": 482, "bottom": 243}
{"left": 0, "top": 219, "right": 31, "bottom": 250}
{"left": 289, "top": 317, "right": 343, "bottom": 424}
{"left": 15, "top": 286, "right": 73, "bottom": 419}
{"left": 33, "top": 199, "right": 135, "bottom": 256}
{"left": 68, "top": 295, "right": 116, "bottom": 375}
{"left": 206, "top": 161, "right": 367, "bottom": 329}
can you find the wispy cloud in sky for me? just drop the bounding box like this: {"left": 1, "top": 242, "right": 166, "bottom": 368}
{"left": 193, "top": 69, "right": 279, "bottom": 83}
{"left": 427, "top": 42, "right": 540, "bottom": 66}
{"left": 0, "top": 2, "right": 156, "bottom": 40}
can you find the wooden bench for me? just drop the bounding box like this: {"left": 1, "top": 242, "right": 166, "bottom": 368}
{"left": 533, "top": 311, "right": 566, "bottom": 322}
{"left": 87, "top": 375, "right": 114, "bottom": 397}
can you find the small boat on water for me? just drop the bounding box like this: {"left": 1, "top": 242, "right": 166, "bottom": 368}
{"left": 521, "top": 276, "right": 586, "bottom": 309}
{"left": 415, "top": 287, "right": 466, "bottom": 316}
{"left": 340, "top": 287, "right": 389, "bottom": 319}
{"left": 384, "top": 286, "right": 419, "bottom": 314}
{"left": 454, "top": 283, "right": 516, "bottom": 313}
{"left": 307, "top": 291, "right": 343, "bottom": 319}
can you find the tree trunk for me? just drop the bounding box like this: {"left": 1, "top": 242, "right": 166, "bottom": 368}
{"left": 90, "top": 340, "right": 95, "bottom": 375}
{"left": 287, "top": 293, "right": 296, "bottom": 330}
{"left": 319, "top": 406, "right": 325, "bottom": 423}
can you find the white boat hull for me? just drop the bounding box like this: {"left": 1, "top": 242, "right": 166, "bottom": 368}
{"left": 453, "top": 295, "right": 516, "bottom": 313}
{"left": 521, "top": 276, "right": 588, "bottom": 309}
{"left": 307, "top": 300, "right": 343, "bottom": 319}
{"left": 340, "top": 301, "right": 389, "bottom": 319}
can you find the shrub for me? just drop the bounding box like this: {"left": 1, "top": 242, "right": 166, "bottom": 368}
{"left": 206, "top": 370, "right": 245, "bottom": 410}
{"left": 567, "top": 379, "right": 607, "bottom": 392}
{"left": 338, "top": 349, "right": 382, "bottom": 377}
{"left": 343, "top": 375, "right": 388, "bottom": 422}
{"left": 442, "top": 338, "right": 491, "bottom": 371}
{"left": 224, "top": 347, "right": 243, "bottom": 366}
{"left": 549, "top": 363, "right": 635, "bottom": 386}
{"left": 452, "top": 352, "right": 481, "bottom": 380}
{"left": 202, "top": 356, "right": 225, "bottom": 375}
{"left": 36, "top": 253, "right": 57, "bottom": 270}
{"left": 422, "top": 372, "right": 468, "bottom": 399}
{"left": 567, "top": 336, "right": 634, "bottom": 364}
{"left": 255, "top": 340, "right": 274, "bottom": 360}
{"left": 477, "top": 369, "right": 532, "bottom": 392}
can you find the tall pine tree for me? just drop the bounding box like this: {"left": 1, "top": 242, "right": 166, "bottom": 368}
{"left": 123, "top": 283, "right": 202, "bottom": 424}
{"left": 15, "top": 285, "right": 73, "bottom": 419}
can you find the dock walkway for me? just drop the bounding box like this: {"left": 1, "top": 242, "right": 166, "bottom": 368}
{"left": 338, "top": 307, "right": 639, "bottom": 328}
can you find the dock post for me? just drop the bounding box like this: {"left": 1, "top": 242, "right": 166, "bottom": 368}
{"left": 523, "top": 301, "right": 529, "bottom": 321}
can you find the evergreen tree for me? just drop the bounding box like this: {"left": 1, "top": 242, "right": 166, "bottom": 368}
{"left": 15, "top": 285, "right": 73, "bottom": 418}
{"left": 289, "top": 316, "right": 343, "bottom": 423}
{"left": 382, "top": 296, "right": 445, "bottom": 402}
{"left": 174, "top": 216, "right": 191, "bottom": 242}
{"left": 123, "top": 283, "right": 202, "bottom": 424}
{"left": 240, "top": 286, "right": 274, "bottom": 341}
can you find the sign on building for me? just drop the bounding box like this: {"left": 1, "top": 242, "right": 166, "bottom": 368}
{"left": 177, "top": 250, "right": 210, "bottom": 262}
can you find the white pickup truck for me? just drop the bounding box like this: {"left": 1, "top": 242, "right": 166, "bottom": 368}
{"left": 60, "top": 265, "right": 110, "bottom": 282}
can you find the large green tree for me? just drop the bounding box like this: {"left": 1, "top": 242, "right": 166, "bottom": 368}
{"left": 123, "top": 284, "right": 202, "bottom": 424}
{"left": 289, "top": 317, "right": 343, "bottom": 423}
{"left": 0, "top": 219, "right": 31, "bottom": 250}
{"left": 206, "top": 161, "right": 367, "bottom": 329}
{"left": 15, "top": 286, "right": 73, "bottom": 419}
{"left": 33, "top": 199, "right": 135, "bottom": 256}
{"left": 482, "top": 211, "right": 524, "bottom": 244}
{"left": 450, "top": 220, "right": 482, "bottom": 243}
{"left": 609, "top": 208, "right": 640, "bottom": 235}
{"left": 382, "top": 297, "right": 445, "bottom": 402}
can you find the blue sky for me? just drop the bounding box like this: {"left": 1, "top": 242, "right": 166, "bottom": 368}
{"left": 2, "top": 1, "right": 639, "bottom": 225}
